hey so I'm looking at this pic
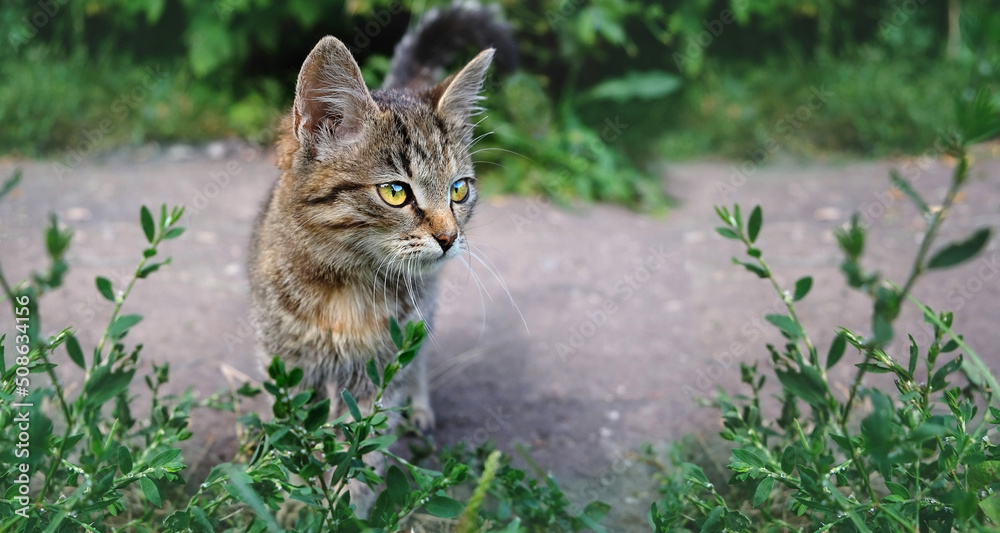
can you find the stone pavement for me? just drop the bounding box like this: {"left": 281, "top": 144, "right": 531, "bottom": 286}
{"left": 1, "top": 147, "right": 998, "bottom": 530}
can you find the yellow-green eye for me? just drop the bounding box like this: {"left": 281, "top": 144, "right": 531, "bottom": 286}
{"left": 451, "top": 179, "right": 470, "bottom": 203}
{"left": 377, "top": 182, "right": 409, "bottom": 206}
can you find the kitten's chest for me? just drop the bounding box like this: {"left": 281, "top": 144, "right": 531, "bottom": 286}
{"left": 293, "top": 282, "right": 423, "bottom": 360}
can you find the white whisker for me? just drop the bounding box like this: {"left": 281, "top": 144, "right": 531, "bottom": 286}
{"left": 467, "top": 129, "right": 494, "bottom": 148}
{"left": 405, "top": 256, "right": 440, "bottom": 348}
{"left": 371, "top": 255, "right": 392, "bottom": 314}
{"left": 469, "top": 146, "right": 534, "bottom": 163}
{"left": 472, "top": 160, "right": 513, "bottom": 171}
{"left": 393, "top": 256, "right": 404, "bottom": 319}
{"left": 463, "top": 247, "right": 493, "bottom": 304}
{"left": 468, "top": 244, "right": 528, "bottom": 333}
{"left": 457, "top": 254, "right": 488, "bottom": 338}
{"left": 382, "top": 258, "right": 395, "bottom": 317}
{"left": 430, "top": 343, "right": 494, "bottom": 387}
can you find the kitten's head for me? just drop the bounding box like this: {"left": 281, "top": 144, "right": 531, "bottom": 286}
{"left": 276, "top": 36, "right": 493, "bottom": 275}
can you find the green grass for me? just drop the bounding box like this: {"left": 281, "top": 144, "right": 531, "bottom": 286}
{"left": 2, "top": 7, "right": 994, "bottom": 212}
{"left": 2, "top": 44, "right": 979, "bottom": 167}
{"left": 656, "top": 47, "right": 973, "bottom": 161}
{"left": 0, "top": 47, "right": 282, "bottom": 157}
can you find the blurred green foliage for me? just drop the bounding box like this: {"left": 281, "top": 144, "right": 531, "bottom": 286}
{"left": 1, "top": 0, "right": 999, "bottom": 208}
{"left": 657, "top": 0, "right": 1000, "bottom": 159}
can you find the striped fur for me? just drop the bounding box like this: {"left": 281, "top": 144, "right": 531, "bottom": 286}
{"left": 249, "top": 5, "right": 515, "bottom": 443}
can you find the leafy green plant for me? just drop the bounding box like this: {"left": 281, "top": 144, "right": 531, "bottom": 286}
{"left": 475, "top": 72, "right": 672, "bottom": 212}
{"left": 442, "top": 443, "right": 611, "bottom": 532}
{"left": 1, "top": 0, "right": 682, "bottom": 210}
{"left": 0, "top": 184, "right": 191, "bottom": 531}
{"left": 655, "top": 3, "right": 1000, "bottom": 160}
{"left": 5, "top": 0, "right": 1000, "bottom": 193}
{"left": 648, "top": 75, "right": 999, "bottom": 532}
{"left": 0, "top": 170, "right": 608, "bottom": 532}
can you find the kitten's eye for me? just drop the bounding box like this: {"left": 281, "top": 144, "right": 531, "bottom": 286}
{"left": 377, "top": 182, "right": 410, "bottom": 207}
{"left": 451, "top": 179, "right": 470, "bottom": 203}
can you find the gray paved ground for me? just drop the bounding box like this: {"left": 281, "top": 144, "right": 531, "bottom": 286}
{"left": 1, "top": 146, "right": 998, "bottom": 530}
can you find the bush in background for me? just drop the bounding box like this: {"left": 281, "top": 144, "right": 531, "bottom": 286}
{"left": 0, "top": 0, "right": 680, "bottom": 210}
{"left": 656, "top": 0, "right": 1000, "bottom": 159}
{"left": 6, "top": 0, "right": 1000, "bottom": 201}
{"left": 6, "top": 0, "right": 998, "bottom": 208}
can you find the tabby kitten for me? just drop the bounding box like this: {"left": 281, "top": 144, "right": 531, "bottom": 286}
{"left": 248, "top": 3, "right": 514, "bottom": 456}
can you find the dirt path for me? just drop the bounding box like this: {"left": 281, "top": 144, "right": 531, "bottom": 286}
{"left": 1, "top": 148, "right": 998, "bottom": 530}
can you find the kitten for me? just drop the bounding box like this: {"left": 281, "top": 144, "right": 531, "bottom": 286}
{"left": 247, "top": 1, "right": 515, "bottom": 510}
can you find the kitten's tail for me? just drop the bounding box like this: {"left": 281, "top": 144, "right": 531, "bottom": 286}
{"left": 382, "top": 1, "right": 518, "bottom": 91}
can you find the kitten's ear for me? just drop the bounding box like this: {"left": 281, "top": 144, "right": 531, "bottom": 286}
{"left": 292, "top": 36, "right": 377, "bottom": 152}
{"left": 430, "top": 49, "right": 495, "bottom": 122}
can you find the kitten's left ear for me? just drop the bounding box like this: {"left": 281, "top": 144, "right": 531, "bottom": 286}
{"left": 429, "top": 49, "right": 495, "bottom": 122}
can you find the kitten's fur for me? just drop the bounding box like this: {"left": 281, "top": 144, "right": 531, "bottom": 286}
{"left": 248, "top": 2, "right": 514, "bottom": 510}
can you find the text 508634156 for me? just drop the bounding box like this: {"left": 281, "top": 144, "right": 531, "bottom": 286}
{"left": 11, "top": 294, "right": 33, "bottom": 518}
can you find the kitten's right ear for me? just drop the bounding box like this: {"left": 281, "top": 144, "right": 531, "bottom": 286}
{"left": 293, "top": 37, "right": 377, "bottom": 155}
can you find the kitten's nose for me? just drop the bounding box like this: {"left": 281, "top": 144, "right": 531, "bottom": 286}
{"left": 435, "top": 232, "right": 457, "bottom": 253}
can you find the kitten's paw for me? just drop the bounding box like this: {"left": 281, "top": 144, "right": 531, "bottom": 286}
{"left": 410, "top": 403, "right": 436, "bottom": 431}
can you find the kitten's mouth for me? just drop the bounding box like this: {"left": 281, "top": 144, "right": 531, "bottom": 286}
{"left": 389, "top": 239, "right": 462, "bottom": 272}
{"left": 426, "top": 241, "right": 463, "bottom": 262}
{"left": 399, "top": 253, "right": 449, "bottom": 273}
{"left": 430, "top": 251, "right": 455, "bottom": 265}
